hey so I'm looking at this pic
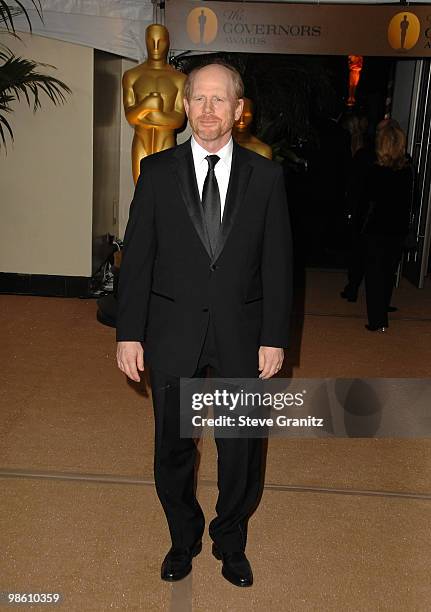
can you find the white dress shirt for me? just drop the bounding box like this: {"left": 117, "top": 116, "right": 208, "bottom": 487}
{"left": 190, "top": 136, "right": 233, "bottom": 220}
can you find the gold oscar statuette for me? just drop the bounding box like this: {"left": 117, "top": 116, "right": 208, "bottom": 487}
{"left": 347, "top": 55, "right": 364, "bottom": 108}
{"left": 233, "top": 98, "right": 272, "bottom": 160}
{"left": 122, "top": 24, "right": 187, "bottom": 183}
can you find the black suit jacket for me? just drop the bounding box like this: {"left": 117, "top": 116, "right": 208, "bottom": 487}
{"left": 116, "top": 139, "right": 293, "bottom": 377}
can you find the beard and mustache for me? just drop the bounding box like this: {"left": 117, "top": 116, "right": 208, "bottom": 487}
{"left": 189, "top": 113, "right": 234, "bottom": 142}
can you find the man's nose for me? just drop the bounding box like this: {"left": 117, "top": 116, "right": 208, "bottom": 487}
{"left": 203, "top": 98, "right": 215, "bottom": 113}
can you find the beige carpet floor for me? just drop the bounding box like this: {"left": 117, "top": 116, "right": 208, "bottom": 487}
{"left": 1, "top": 269, "right": 430, "bottom": 611}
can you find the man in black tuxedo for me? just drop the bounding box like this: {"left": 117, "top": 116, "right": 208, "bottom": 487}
{"left": 116, "top": 61, "right": 292, "bottom": 587}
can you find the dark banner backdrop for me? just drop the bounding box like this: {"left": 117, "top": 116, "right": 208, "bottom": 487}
{"left": 166, "top": 1, "right": 431, "bottom": 57}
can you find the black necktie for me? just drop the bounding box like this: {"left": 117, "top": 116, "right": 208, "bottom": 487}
{"left": 201, "top": 155, "right": 221, "bottom": 255}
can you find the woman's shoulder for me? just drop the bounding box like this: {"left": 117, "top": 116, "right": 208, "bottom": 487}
{"left": 372, "top": 159, "right": 412, "bottom": 175}
{"left": 394, "top": 161, "right": 414, "bottom": 183}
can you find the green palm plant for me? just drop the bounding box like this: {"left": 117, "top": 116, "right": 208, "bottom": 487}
{"left": 0, "top": 0, "right": 71, "bottom": 148}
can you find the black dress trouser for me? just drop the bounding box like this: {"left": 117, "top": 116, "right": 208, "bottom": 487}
{"left": 149, "top": 319, "right": 263, "bottom": 553}
{"left": 344, "top": 232, "right": 365, "bottom": 299}
{"left": 364, "top": 233, "right": 403, "bottom": 328}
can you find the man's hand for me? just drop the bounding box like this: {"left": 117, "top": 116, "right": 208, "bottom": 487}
{"left": 258, "top": 346, "right": 284, "bottom": 379}
{"left": 117, "top": 341, "right": 144, "bottom": 382}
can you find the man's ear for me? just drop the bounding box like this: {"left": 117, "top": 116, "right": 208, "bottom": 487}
{"left": 183, "top": 97, "right": 190, "bottom": 117}
{"left": 235, "top": 98, "right": 244, "bottom": 122}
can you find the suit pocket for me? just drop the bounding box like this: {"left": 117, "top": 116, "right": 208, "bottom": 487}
{"left": 244, "top": 296, "right": 263, "bottom": 304}
{"left": 150, "top": 289, "right": 175, "bottom": 302}
{"left": 244, "top": 273, "right": 263, "bottom": 304}
{"left": 151, "top": 260, "right": 175, "bottom": 301}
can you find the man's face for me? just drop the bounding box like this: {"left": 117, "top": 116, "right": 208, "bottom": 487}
{"left": 184, "top": 65, "right": 243, "bottom": 144}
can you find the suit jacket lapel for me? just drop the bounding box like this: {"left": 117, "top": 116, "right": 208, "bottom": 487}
{"left": 212, "top": 141, "right": 252, "bottom": 263}
{"left": 172, "top": 140, "right": 212, "bottom": 258}
{"left": 172, "top": 139, "right": 253, "bottom": 263}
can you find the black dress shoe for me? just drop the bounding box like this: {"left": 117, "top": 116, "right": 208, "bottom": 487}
{"left": 212, "top": 544, "right": 253, "bottom": 587}
{"left": 365, "top": 324, "right": 387, "bottom": 332}
{"left": 161, "top": 540, "right": 202, "bottom": 582}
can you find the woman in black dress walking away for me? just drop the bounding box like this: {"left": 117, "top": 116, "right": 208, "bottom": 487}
{"left": 362, "top": 122, "right": 414, "bottom": 332}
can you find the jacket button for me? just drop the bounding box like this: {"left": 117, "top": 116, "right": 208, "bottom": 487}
{"left": 202, "top": 308, "right": 209, "bottom": 312}
{"left": 210, "top": 264, "right": 218, "bottom": 271}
